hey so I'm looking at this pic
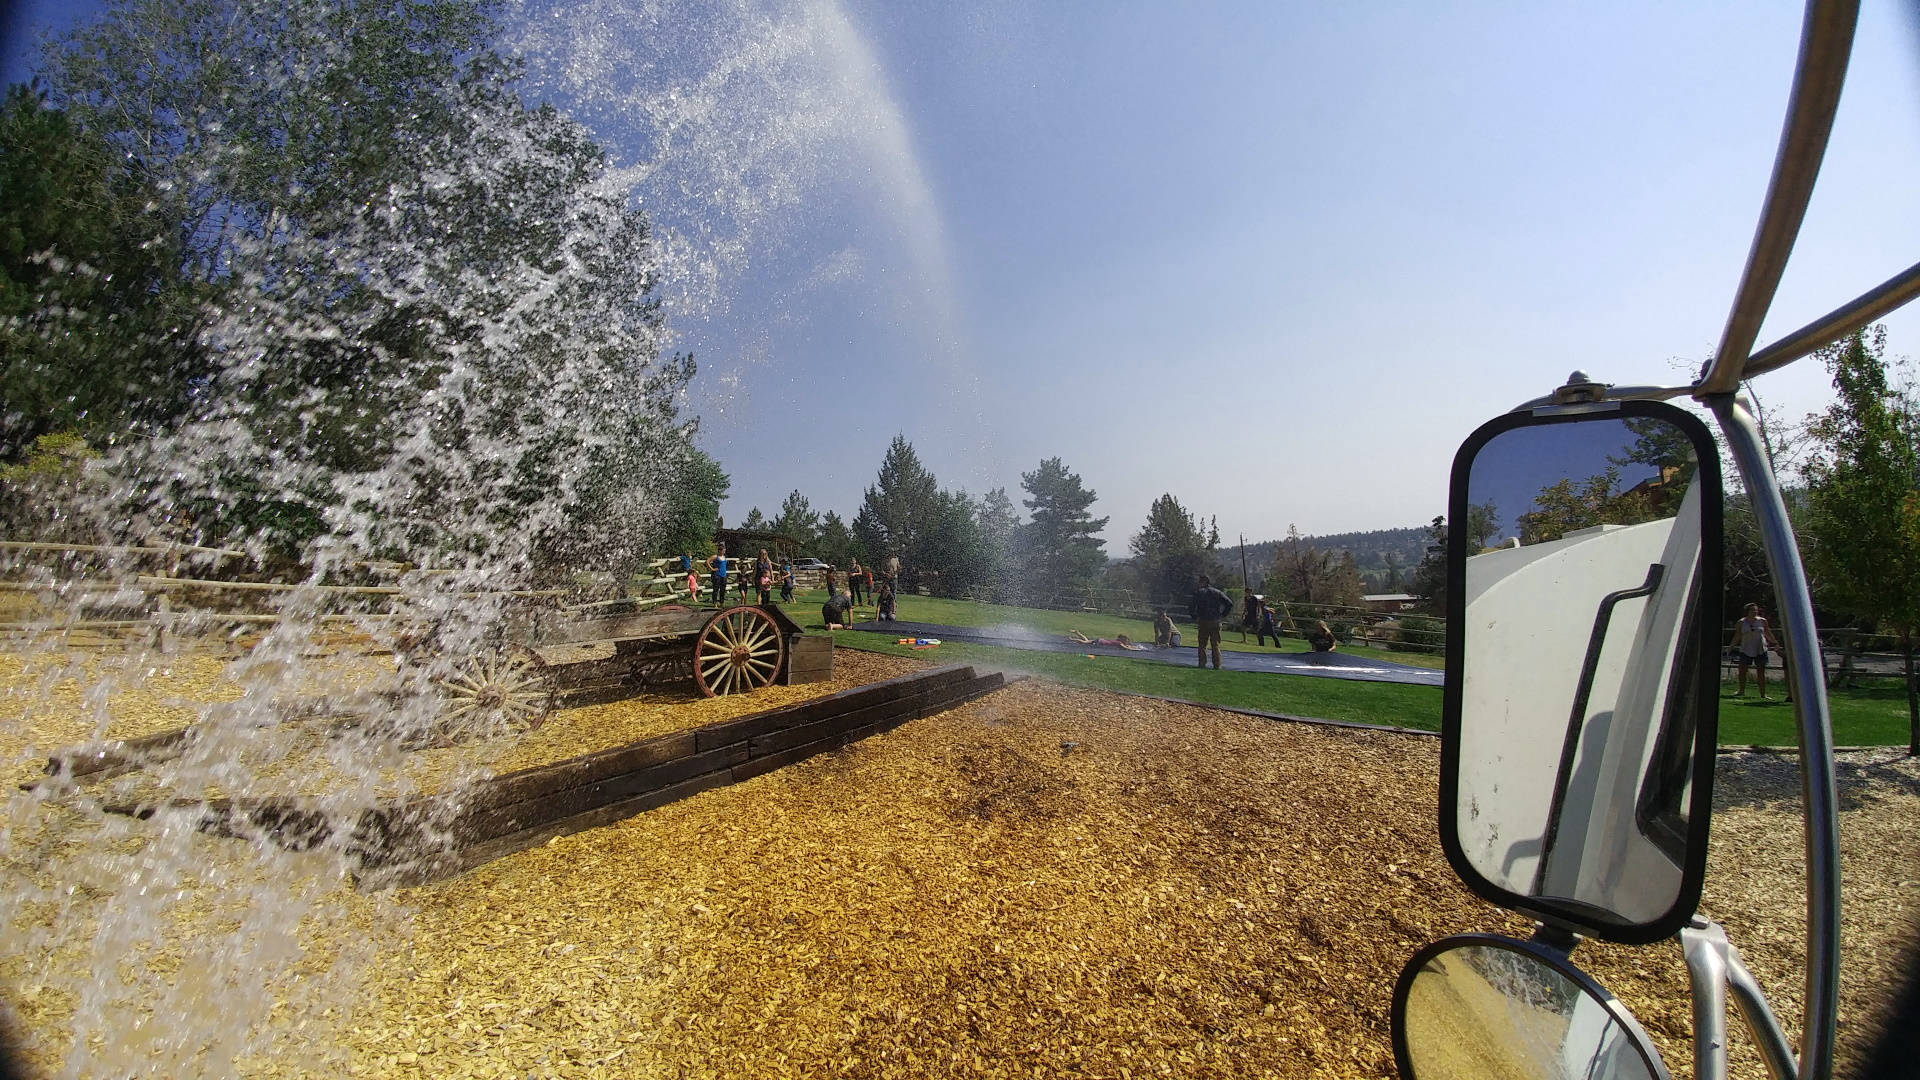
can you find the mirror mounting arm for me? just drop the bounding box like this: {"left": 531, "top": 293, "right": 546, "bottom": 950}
{"left": 1705, "top": 392, "right": 1840, "bottom": 1080}
{"left": 1682, "top": 916, "right": 1800, "bottom": 1080}
{"left": 1527, "top": 921, "right": 1583, "bottom": 956}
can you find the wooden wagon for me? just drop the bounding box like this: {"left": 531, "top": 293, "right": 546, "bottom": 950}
{"left": 432, "top": 602, "right": 832, "bottom": 742}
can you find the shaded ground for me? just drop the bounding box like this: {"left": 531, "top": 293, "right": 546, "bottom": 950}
{"left": 851, "top": 619, "right": 1445, "bottom": 688}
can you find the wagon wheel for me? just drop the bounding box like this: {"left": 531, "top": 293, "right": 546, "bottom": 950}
{"left": 436, "top": 644, "right": 555, "bottom": 741}
{"left": 694, "top": 605, "right": 785, "bottom": 697}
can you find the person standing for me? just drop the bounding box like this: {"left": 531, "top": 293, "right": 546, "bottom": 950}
{"left": 756, "top": 549, "right": 774, "bottom": 606}
{"left": 885, "top": 552, "right": 901, "bottom": 593}
{"left": 1189, "top": 574, "right": 1235, "bottom": 670}
{"left": 780, "top": 557, "right": 795, "bottom": 603}
{"left": 1733, "top": 603, "right": 1780, "bottom": 699}
{"left": 849, "top": 559, "right": 866, "bottom": 606}
{"left": 1257, "top": 600, "right": 1282, "bottom": 647}
{"left": 709, "top": 545, "right": 729, "bottom": 605}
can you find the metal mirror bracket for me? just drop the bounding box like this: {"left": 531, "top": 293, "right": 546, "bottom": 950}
{"left": 1681, "top": 916, "right": 1799, "bottom": 1080}
{"left": 1703, "top": 393, "right": 1840, "bottom": 1080}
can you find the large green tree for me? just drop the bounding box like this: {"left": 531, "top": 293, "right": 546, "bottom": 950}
{"left": 853, "top": 435, "right": 938, "bottom": 587}
{"left": 39, "top": 0, "right": 696, "bottom": 579}
{"left": 1017, "top": 457, "right": 1108, "bottom": 605}
{"left": 770, "top": 489, "right": 820, "bottom": 551}
{"left": 814, "top": 511, "right": 862, "bottom": 568}
{"left": 0, "top": 85, "right": 202, "bottom": 461}
{"left": 1129, "top": 493, "right": 1213, "bottom": 605}
{"left": 974, "top": 486, "right": 1021, "bottom": 603}
{"left": 1801, "top": 327, "right": 1920, "bottom": 753}
{"left": 652, "top": 449, "right": 730, "bottom": 559}
{"left": 916, "top": 489, "right": 988, "bottom": 599}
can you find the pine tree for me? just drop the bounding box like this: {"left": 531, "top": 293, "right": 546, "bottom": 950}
{"left": 1129, "top": 494, "right": 1211, "bottom": 605}
{"left": 853, "top": 435, "right": 939, "bottom": 588}
{"left": 1017, "top": 457, "right": 1108, "bottom": 605}
{"left": 975, "top": 487, "right": 1021, "bottom": 602}
{"left": 770, "top": 489, "right": 820, "bottom": 550}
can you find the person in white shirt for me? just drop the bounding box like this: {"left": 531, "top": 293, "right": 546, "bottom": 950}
{"left": 1733, "top": 603, "right": 1780, "bottom": 699}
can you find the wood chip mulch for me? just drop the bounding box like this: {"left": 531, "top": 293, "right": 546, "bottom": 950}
{"left": 2, "top": 652, "right": 1916, "bottom": 1079}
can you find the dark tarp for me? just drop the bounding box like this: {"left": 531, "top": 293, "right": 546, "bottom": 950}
{"left": 849, "top": 619, "right": 1445, "bottom": 687}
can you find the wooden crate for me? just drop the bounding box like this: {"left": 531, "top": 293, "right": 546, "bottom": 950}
{"left": 782, "top": 632, "right": 834, "bottom": 685}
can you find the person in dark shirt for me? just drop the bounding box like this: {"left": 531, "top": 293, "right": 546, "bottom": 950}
{"left": 780, "top": 559, "right": 795, "bottom": 603}
{"left": 1306, "top": 619, "right": 1338, "bottom": 653}
{"left": 1257, "top": 600, "right": 1282, "bottom": 647}
{"left": 876, "top": 581, "right": 896, "bottom": 622}
{"left": 1188, "top": 575, "right": 1234, "bottom": 669}
{"left": 821, "top": 591, "right": 854, "bottom": 630}
{"left": 849, "top": 559, "right": 866, "bottom": 606}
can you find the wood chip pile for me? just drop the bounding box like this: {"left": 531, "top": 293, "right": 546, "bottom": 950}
{"left": 2, "top": 653, "right": 1916, "bottom": 1079}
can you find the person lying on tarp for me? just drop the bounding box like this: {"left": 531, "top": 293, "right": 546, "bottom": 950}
{"left": 1066, "top": 630, "right": 1149, "bottom": 651}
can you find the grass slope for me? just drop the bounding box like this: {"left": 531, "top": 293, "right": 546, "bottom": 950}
{"left": 775, "top": 588, "right": 1910, "bottom": 746}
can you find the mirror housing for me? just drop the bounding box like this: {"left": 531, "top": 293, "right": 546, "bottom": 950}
{"left": 1439, "top": 400, "right": 1722, "bottom": 944}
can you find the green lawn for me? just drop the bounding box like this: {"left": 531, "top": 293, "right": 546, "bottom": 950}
{"left": 1717, "top": 677, "right": 1916, "bottom": 748}
{"left": 828, "top": 632, "right": 1445, "bottom": 731}
{"left": 792, "top": 589, "right": 1446, "bottom": 669}
{"left": 771, "top": 589, "right": 1912, "bottom": 747}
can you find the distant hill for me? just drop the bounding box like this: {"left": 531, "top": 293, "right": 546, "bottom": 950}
{"left": 1225, "top": 526, "right": 1432, "bottom": 593}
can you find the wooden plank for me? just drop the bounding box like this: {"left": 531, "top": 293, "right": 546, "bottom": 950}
{"left": 435, "top": 730, "right": 697, "bottom": 822}
{"left": 781, "top": 634, "right": 834, "bottom": 685}
{"left": 370, "top": 771, "right": 735, "bottom": 889}
{"left": 49, "top": 725, "right": 196, "bottom": 779}
{"left": 731, "top": 670, "right": 1010, "bottom": 783}
{"left": 746, "top": 691, "right": 934, "bottom": 757}
{"left": 743, "top": 670, "right": 1002, "bottom": 758}
{"left": 449, "top": 743, "right": 748, "bottom": 843}
{"left": 694, "top": 665, "right": 973, "bottom": 751}
{"left": 522, "top": 607, "right": 707, "bottom": 647}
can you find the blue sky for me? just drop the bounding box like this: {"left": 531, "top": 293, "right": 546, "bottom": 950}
{"left": 8, "top": 0, "right": 1919, "bottom": 550}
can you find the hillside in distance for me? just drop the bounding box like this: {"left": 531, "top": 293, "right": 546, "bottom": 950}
{"left": 1227, "top": 525, "right": 1432, "bottom": 593}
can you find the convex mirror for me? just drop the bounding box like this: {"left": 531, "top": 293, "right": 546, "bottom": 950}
{"left": 1392, "top": 934, "right": 1670, "bottom": 1080}
{"left": 1441, "top": 400, "right": 1722, "bottom": 943}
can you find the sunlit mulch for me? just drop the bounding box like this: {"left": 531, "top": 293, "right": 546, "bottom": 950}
{"left": 1, "top": 644, "right": 904, "bottom": 801}
{"left": 2, "top": 655, "right": 1916, "bottom": 1079}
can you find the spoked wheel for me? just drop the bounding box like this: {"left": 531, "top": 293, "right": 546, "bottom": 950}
{"left": 436, "top": 644, "right": 555, "bottom": 742}
{"left": 694, "top": 605, "right": 785, "bottom": 697}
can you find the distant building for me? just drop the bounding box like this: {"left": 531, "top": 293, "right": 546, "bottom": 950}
{"left": 1363, "top": 593, "right": 1420, "bottom": 614}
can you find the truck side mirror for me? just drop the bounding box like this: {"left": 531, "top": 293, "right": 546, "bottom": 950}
{"left": 1439, "top": 400, "right": 1723, "bottom": 943}
{"left": 1392, "top": 934, "right": 1669, "bottom": 1079}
